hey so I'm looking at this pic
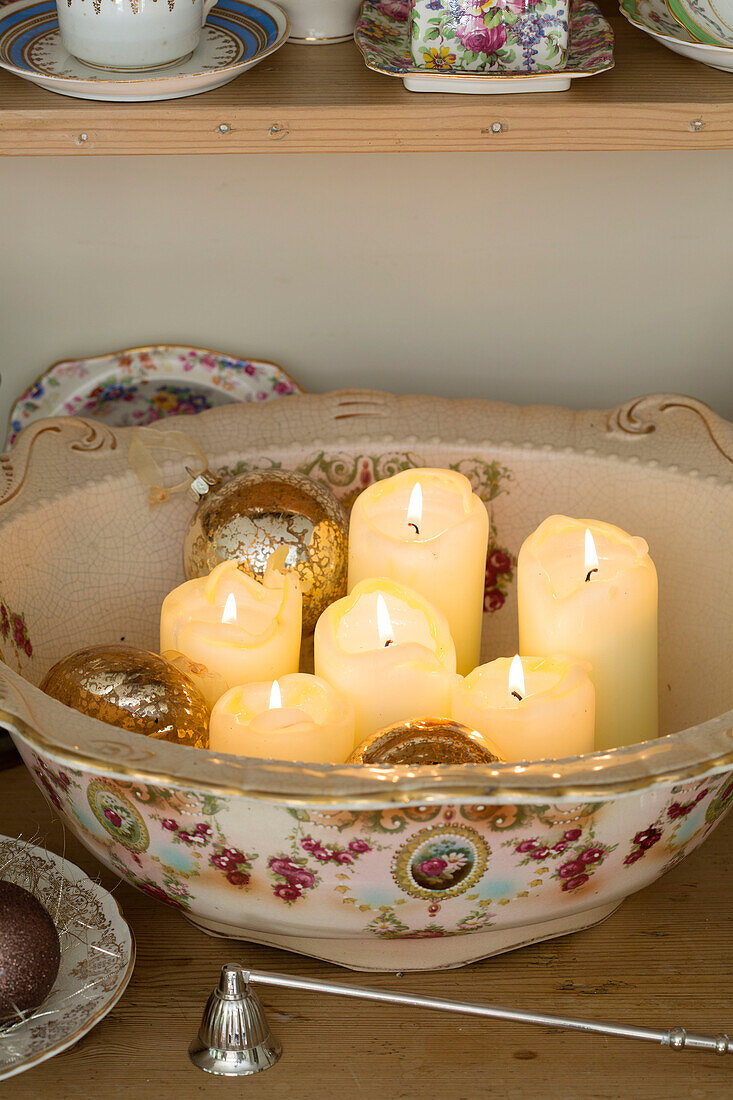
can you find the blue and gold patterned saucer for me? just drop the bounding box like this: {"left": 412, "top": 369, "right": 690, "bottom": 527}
{"left": 0, "top": 0, "right": 289, "bottom": 101}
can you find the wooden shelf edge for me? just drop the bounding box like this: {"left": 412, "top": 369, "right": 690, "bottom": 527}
{"left": 2, "top": 102, "right": 733, "bottom": 154}
{"left": 3, "top": 18, "right": 733, "bottom": 155}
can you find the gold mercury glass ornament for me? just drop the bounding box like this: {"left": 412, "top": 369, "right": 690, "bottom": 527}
{"left": 183, "top": 468, "right": 349, "bottom": 634}
{"left": 41, "top": 644, "right": 209, "bottom": 748}
{"left": 348, "top": 718, "right": 503, "bottom": 766}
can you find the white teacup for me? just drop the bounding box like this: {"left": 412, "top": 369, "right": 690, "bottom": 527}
{"left": 56, "top": 0, "right": 218, "bottom": 71}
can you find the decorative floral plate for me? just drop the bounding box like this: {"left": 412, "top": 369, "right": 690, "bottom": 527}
{"left": 620, "top": 0, "right": 733, "bottom": 70}
{"left": 665, "top": 0, "right": 733, "bottom": 48}
{"left": 0, "top": 0, "right": 289, "bottom": 102}
{"left": 5, "top": 345, "right": 304, "bottom": 448}
{"left": 355, "top": 0, "right": 614, "bottom": 92}
{"left": 0, "top": 835, "right": 135, "bottom": 1081}
{"left": 620, "top": 0, "right": 695, "bottom": 38}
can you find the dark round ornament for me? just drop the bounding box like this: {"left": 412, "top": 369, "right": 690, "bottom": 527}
{"left": 0, "top": 880, "right": 61, "bottom": 1025}
{"left": 41, "top": 644, "right": 210, "bottom": 748}
{"left": 349, "top": 718, "right": 503, "bottom": 766}
{"left": 183, "top": 468, "right": 349, "bottom": 634}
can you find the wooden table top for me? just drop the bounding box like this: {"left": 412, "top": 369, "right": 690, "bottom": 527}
{"left": 0, "top": 763, "right": 730, "bottom": 1098}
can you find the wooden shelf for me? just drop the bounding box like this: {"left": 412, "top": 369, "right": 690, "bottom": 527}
{"left": 2, "top": 15, "right": 733, "bottom": 154}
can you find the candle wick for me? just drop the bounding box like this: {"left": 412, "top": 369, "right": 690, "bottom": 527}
{"left": 408, "top": 522, "right": 420, "bottom": 535}
{"left": 384, "top": 639, "right": 394, "bottom": 647}
{"left": 585, "top": 568, "right": 598, "bottom": 583}
{"left": 511, "top": 690, "right": 523, "bottom": 701}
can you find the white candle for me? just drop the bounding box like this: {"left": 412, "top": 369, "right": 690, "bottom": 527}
{"left": 314, "top": 577, "right": 458, "bottom": 746}
{"left": 160, "top": 559, "right": 302, "bottom": 706}
{"left": 452, "top": 654, "right": 595, "bottom": 761}
{"left": 517, "top": 515, "right": 658, "bottom": 751}
{"left": 209, "top": 674, "right": 355, "bottom": 763}
{"left": 347, "top": 468, "right": 489, "bottom": 674}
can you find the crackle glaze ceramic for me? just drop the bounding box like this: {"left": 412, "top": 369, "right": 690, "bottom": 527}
{"left": 356, "top": 0, "right": 614, "bottom": 93}
{"left": 0, "top": 391, "right": 731, "bottom": 971}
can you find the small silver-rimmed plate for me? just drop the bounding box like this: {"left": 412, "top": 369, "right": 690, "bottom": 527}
{"left": 0, "top": 835, "right": 135, "bottom": 1081}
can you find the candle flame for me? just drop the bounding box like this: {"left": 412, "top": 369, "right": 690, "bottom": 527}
{"left": 269, "top": 679, "right": 282, "bottom": 710}
{"left": 407, "top": 481, "right": 423, "bottom": 533}
{"left": 585, "top": 528, "right": 599, "bottom": 580}
{"left": 376, "top": 593, "right": 394, "bottom": 647}
{"left": 508, "top": 654, "right": 525, "bottom": 702}
{"left": 221, "top": 592, "right": 237, "bottom": 624}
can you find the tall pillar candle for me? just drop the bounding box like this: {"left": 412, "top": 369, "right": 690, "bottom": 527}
{"left": 347, "top": 468, "right": 489, "bottom": 675}
{"left": 517, "top": 516, "right": 658, "bottom": 751}
{"left": 314, "top": 577, "right": 458, "bottom": 746}
{"left": 209, "top": 674, "right": 355, "bottom": 764}
{"left": 452, "top": 654, "right": 595, "bottom": 761}
{"left": 160, "top": 559, "right": 302, "bottom": 706}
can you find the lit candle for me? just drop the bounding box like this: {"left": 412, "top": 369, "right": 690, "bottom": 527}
{"left": 348, "top": 468, "right": 489, "bottom": 674}
{"left": 452, "top": 654, "right": 595, "bottom": 761}
{"left": 517, "top": 515, "right": 658, "bottom": 751}
{"left": 160, "top": 559, "right": 302, "bottom": 706}
{"left": 314, "top": 577, "right": 458, "bottom": 745}
{"left": 209, "top": 674, "right": 355, "bottom": 763}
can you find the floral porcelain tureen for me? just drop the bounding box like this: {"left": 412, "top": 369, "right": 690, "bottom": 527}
{"left": 0, "top": 391, "right": 731, "bottom": 971}
{"left": 409, "top": 0, "right": 570, "bottom": 73}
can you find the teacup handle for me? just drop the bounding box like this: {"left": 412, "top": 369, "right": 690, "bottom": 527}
{"left": 202, "top": 0, "right": 217, "bottom": 24}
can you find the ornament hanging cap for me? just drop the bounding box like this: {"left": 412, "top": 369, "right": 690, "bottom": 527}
{"left": 128, "top": 426, "right": 217, "bottom": 507}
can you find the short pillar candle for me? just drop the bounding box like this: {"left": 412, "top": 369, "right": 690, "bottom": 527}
{"left": 452, "top": 654, "right": 595, "bottom": 762}
{"left": 314, "top": 577, "right": 458, "bottom": 746}
{"left": 209, "top": 674, "right": 355, "bottom": 764}
{"left": 160, "top": 559, "right": 302, "bottom": 706}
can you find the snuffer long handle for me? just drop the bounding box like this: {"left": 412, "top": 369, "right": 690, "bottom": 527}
{"left": 246, "top": 968, "right": 731, "bottom": 1056}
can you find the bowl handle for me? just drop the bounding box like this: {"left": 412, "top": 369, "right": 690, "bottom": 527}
{"left": 0, "top": 662, "right": 36, "bottom": 743}
{"left": 607, "top": 394, "right": 732, "bottom": 468}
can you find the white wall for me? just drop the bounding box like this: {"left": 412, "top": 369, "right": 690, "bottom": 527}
{"left": 1, "top": 152, "right": 731, "bottom": 428}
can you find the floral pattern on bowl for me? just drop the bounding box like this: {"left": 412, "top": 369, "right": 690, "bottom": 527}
{"left": 15, "top": 746, "right": 733, "bottom": 959}
{"left": 355, "top": 0, "right": 614, "bottom": 77}
{"left": 5, "top": 345, "right": 303, "bottom": 449}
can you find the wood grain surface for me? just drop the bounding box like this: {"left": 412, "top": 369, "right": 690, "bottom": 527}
{"left": 0, "top": 763, "right": 730, "bottom": 1098}
{"left": 2, "top": 16, "right": 733, "bottom": 154}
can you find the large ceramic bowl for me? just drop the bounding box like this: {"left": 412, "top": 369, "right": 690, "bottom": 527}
{"left": 0, "top": 392, "right": 731, "bottom": 972}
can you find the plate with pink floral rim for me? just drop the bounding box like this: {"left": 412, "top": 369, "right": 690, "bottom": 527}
{"left": 354, "top": 0, "right": 614, "bottom": 93}
{"left": 5, "top": 344, "right": 305, "bottom": 448}
{"left": 0, "top": 835, "right": 135, "bottom": 1081}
